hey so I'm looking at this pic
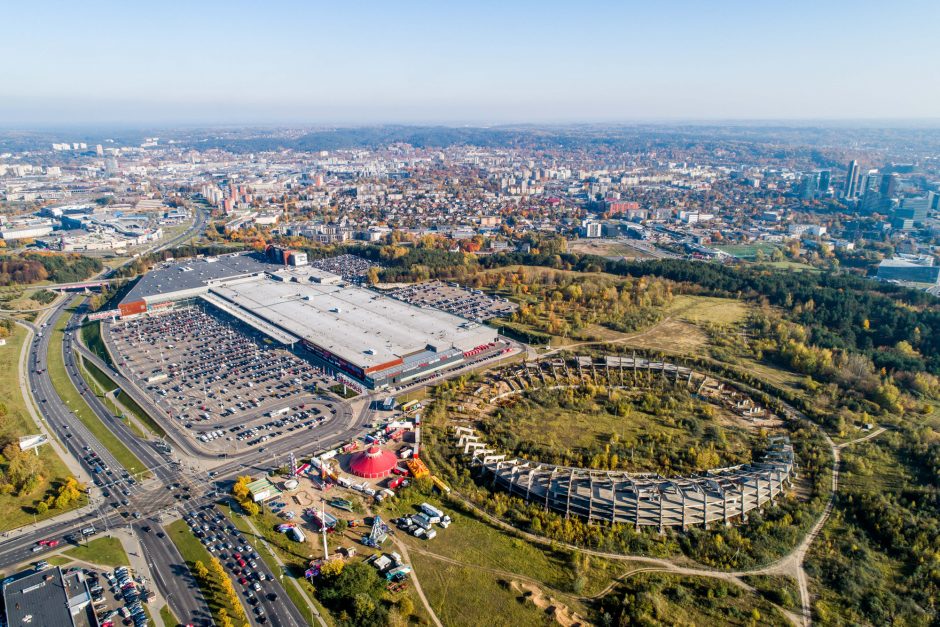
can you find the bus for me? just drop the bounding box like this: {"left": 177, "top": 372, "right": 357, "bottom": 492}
{"left": 400, "top": 400, "right": 421, "bottom": 414}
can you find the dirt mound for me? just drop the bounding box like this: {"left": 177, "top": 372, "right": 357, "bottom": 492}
{"left": 509, "top": 580, "right": 587, "bottom": 627}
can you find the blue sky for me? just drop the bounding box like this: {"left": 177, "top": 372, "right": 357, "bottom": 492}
{"left": 2, "top": 0, "right": 938, "bottom": 125}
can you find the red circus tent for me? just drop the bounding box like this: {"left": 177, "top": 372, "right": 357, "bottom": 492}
{"left": 349, "top": 446, "right": 398, "bottom": 479}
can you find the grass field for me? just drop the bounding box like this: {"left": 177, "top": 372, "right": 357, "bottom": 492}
{"left": 742, "top": 574, "right": 801, "bottom": 614}
{"left": 46, "top": 304, "right": 149, "bottom": 477}
{"left": 664, "top": 294, "right": 749, "bottom": 324}
{"left": 380, "top": 490, "right": 615, "bottom": 599}
{"left": 714, "top": 243, "right": 779, "bottom": 260}
{"left": 487, "top": 386, "right": 759, "bottom": 474}
{"left": 79, "top": 353, "right": 117, "bottom": 395}
{"left": 568, "top": 238, "right": 657, "bottom": 259}
{"left": 0, "top": 325, "right": 85, "bottom": 531}
{"left": 64, "top": 536, "right": 130, "bottom": 567}
{"left": 378, "top": 489, "right": 631, "bottom": 624}
{"left": 763, "top": 260, "right": 820, "bottom": 272}
{"left": 410, "top": 552, "right": 559, "bottom": 627}
{"left": 165, "top": 519, "right": 249, "bottom": 625}
{"left": 114, "top": 390, "right": 167, "bottom": 438}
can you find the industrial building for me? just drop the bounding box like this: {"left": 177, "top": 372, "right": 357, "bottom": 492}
{"left": 876, "top": 255, "right": 940, "bottom": 284}
{"left": 116, "top": 253, "right": 502, "bottom": 390}
{"left": 2, "top": 566, "right": 97, "bottom": 627}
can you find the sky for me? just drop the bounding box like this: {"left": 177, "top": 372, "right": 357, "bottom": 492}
{"left": 1, "top": 0, "right": 938, "bottom": 126}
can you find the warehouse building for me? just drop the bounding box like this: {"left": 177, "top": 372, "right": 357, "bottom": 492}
{"left": 116, "top": 253, "right": 503, "bottom": 390}
{"left": 876, "top": 255, "right": 940, "bottom": 284}
{"left": 2, "top": 566, "right": 97, "bottom": 627}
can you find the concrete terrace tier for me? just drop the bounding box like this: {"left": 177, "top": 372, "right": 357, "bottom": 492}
{"left": 457, "top": 425, "right": 794, "bottom": 531}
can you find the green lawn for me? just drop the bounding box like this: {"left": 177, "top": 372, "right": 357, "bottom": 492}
{"left": 46, "top": 304, "right": 149, "bottom": 477}
{"left": 762, "top": 260, "right": 820, "bottom": 272}
{"left": 376, "top": 489, "right": 640, "bottom": 624}
{"left": 165, "top": 519, "right": 249, "bottom": 625}
{"left": 79, "top": 353, "right": 117, "bottom": 395}
{"left": 159, "top": 604, "right": 179, "bottom": 627}
{"left": 77, "top": 353, "right": 167, "bottom": 439}
{"left": 714, "top": 243, "right": 779, "bottom": 260}
{"left": 328, "top": 384, "right": 359, "bottom": 399}
{"left": 80, "top": 320, "right": 113, "bottom": 367}
{"left": 114, "top": 390, "right": 167, "bottom": 438}
{"left": 0, "top": 325, "right": 86, "bottom": 531}
{"left": 63, "top": 536, "right": 130, "bottom": 567}
{"left": 380, "top": 491, "right": 591, "bottom": 599}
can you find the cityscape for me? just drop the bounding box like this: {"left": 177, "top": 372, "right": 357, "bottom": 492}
{"left": 0, "top": 3, "right": 938, "bottom": 627}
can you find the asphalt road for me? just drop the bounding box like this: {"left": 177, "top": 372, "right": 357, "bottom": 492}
{"left": 3, "top": 284, "right": 372, "bottom": 626}
{"left": 136, "top": 521, "right": 213, "bottom": 626}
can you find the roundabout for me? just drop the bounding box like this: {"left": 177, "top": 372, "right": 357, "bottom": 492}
{"left": 447, "top": 355, "right": 796, "bottom": 531}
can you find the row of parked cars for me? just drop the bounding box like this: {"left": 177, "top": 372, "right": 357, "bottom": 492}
{"left": 185, "top": 506, "right": 277, "bottom": 622}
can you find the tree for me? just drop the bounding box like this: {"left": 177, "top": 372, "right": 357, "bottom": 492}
{"left": 195, "top": 560, "right": 209, "bottom": 580}
{"left": 397, "top": 595, "right": 414, "bottom": 618}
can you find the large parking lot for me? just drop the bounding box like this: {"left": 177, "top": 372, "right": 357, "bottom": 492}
{"left": 107, "top": 307, "right": 341, "bottom": 454}
{"left": 389, "top": 280, "right": 517, "bottom": 322}
{"left": 309, "top": 253, "right": 382, "bottom": 281}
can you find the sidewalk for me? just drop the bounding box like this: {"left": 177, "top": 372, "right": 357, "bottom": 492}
{"left": 0, "top": 500, "right": 101, "bottom": 543}
{"left": 14, "top": 318, "right": 93, "bottom": 486}
{"left": 114, "top": 527, "right": 167, "bottom": 627}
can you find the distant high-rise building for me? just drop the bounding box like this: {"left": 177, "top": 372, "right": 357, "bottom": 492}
{"left": 894, "top": 197, "right": 930, "bottom": 224}
{"left": 799, "top": 174, "right": 818, "bottom": 200}
{"left": 818, "top": 170, "right": 831, "bottom": 194}
{"left": 95, "top": 144, "right": 104, "bottom": 156}
{"left": 860, "top": 170, "right": 881, "bottom": 195}
{"left": 880, "top": 173, "right": 900, "bottom": 198}
{"left": 843, "top": 160, "right": 860, "bottom": 199}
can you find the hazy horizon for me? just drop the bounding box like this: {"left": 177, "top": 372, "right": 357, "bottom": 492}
{"left": 2, "top": 0, "right": 938, "bottom": 126}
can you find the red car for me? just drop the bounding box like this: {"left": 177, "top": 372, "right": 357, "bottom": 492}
{"left": 238, "top": 577, "right": 248, "bottom": 585}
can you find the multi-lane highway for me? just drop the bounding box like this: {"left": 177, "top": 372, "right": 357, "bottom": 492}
{"left": 2, "top": 284, "right": 358, "bottom": 626}
{"left": 0, "top": 204, "right": 382, "bottom": 625}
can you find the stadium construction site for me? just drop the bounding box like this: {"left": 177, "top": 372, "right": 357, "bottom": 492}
{"left": 109, "top": 252, "right": 516, "bottom": 392}
{"left": 447, "top": 355, "right": 797, "bottom": 531}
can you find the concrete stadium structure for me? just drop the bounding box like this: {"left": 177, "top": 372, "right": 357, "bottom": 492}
{"left": 451, "top": 356, "right": 796, "bottom": 531}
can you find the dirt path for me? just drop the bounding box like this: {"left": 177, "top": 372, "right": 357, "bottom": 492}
{"left": 537, "top": 315, "right": 677, "bottom": 356}
{"left": 387, "top": 534, "right": 443, "bottom": 627}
